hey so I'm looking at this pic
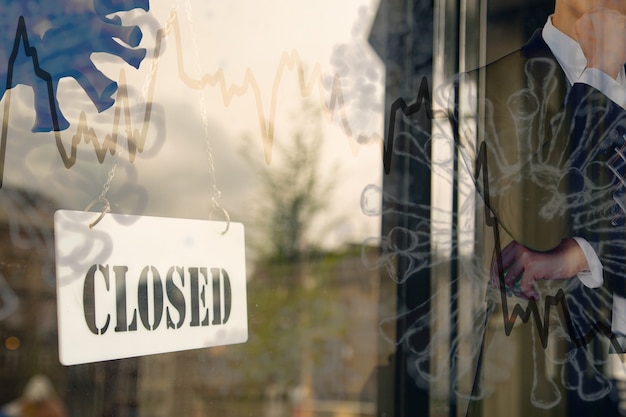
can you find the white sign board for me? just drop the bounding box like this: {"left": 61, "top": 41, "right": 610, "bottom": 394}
{"left": 54, "top": 210, "right": 247, "bottom": 365}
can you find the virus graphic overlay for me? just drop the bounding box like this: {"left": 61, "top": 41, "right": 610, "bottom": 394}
{"left": 366, "top": 59, "right": 626, "bottom": 410}
{"left": 0, "top": 0, "right": 149, "bottom": 132}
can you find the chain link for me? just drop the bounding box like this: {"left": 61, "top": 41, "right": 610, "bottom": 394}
{"left": 90, "top": 1, "right": 229, "bottom": 232}
{"left": 184, "top": 0, "right": 230, "bottom": 231}
{"left": 89, "top": 3, "right": 179, "bottom": 224}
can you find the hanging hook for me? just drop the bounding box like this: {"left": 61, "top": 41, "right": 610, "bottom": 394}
{"left": 85, "top": 197, "right": 111, "bottom": 229}
{"left": 209, "top": 205, "right": 230, "bottom": 235}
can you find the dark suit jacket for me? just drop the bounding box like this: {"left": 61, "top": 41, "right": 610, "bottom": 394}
{"left": 466, "top": 30, "right": 626, "bottom": 300}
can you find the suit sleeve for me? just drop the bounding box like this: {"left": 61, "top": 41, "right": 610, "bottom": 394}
{"left": 483, "top": 78, "right": 626, "bottom": 297}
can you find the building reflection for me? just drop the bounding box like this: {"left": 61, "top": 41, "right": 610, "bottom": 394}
{"left": 0, "top": 187, "right": 382, "bottom": 416}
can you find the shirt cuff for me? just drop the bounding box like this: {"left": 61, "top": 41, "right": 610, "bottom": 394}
{"left": 578, "top": 68, "right": 626, "bottom": 109}
{"left": 572, "top": 237, "right": 603, "bottom": 288}
{"left": 613, "top": 295, "right": 626, "bottom": 336}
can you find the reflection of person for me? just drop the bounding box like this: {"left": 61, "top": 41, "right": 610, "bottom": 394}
{"left": 469, "top": 0, "right": 626, "bottom": 338}
{"left": 0, "top": 375, "right": 67, "bottom": 417}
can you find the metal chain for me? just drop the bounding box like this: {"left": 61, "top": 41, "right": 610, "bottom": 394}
{"left": 97, "top": 152, "right": 120, "bottom": 202}
{"left": 184, "top": 0, "right": 230, "bottom": 232}
{"left": 88, "top": 4, "right": 179, "bottom": 226}
{"left": 90, "top": 1, "right": 230, "bottom": 232}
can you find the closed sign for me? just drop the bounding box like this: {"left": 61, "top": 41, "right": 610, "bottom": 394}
{"left": 54, "top": 210, "right": 248, "bottom": 365}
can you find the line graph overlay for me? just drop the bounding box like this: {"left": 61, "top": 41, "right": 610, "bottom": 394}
{"left": 1, "top": 14, "right": 163, "bottom": 187}
{"left": 9, "top": 9, "right": 617, "bottom": 355}
{"left": 1, "top": 9, "right": 384, "bottom": 185}
{"left": 475, "top": 140, "right": 626, "bottom": 354}
{"left": 169, "top": 11, "right": 379, "bottom": 163}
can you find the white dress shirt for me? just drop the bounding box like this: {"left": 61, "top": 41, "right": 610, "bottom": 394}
{"left": 542, "top": 16, "right": 626, "bottom": 335}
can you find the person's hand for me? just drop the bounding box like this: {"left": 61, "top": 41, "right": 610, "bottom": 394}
{"left": 490, "top": 238, "right": 589, "bottom": 301}
{"left": 575, "top": 6, "right": 626, "bottom": 79}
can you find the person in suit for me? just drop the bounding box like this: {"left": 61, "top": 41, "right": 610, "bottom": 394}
{"left": 470, "top": 0, "right": 626, "bottom": 342}
{"left": 453, "top": 3, "right": 626, "bottom": 411}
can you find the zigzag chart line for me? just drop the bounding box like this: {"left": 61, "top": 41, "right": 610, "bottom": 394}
{"left": 8, "top": 9, "right": 622, "bottom": 355}
{"left": 474, "top": 141, "right": 626, "bottom": 354}
{"left": 170, "top": 15, "right": 373, "bottom": 162}
{"left": 0, "top": 9, "right": 380, "bottom": 187}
